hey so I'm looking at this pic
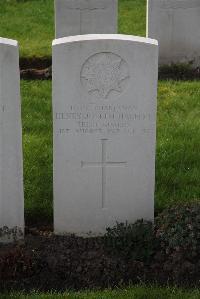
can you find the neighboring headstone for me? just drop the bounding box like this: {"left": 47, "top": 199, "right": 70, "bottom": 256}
{"left": 53, "top": 34, "right": 158, "bottom": 236}
{"left": 55, "top": 0, "right": 118, "bottom": 38}
{"left": 147, "top": 0, "right": 200, "bottom": 66}
{"left": 0, "top": 38, "right": 24, "bottom": 243}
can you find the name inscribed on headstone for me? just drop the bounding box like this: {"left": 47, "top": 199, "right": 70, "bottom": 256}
{"left": 56, "top": 104, "right": 152, "bottom": 136}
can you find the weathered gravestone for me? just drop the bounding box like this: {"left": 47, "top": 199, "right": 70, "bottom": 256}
{"left": 53, "top": 34, "right": 158, "bottom": 236}
{"left": 55, "top": 0, "right": 118, "bottom": 38}
{"left": 147, "top": 0, "right": 200, "bottom": 66}
{"left": 0, "top": 38, "right": 24, "bottom": 243}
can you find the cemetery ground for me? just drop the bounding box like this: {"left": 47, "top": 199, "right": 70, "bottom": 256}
{"left": 0, "top": 80, "right": 199, "bottom": 293}
{"left": 0, "top": 0, "right": 200, "bottom": 297}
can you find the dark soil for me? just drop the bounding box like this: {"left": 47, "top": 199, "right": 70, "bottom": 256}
{"left": 20, "top": 67, "right": 52, "bottom": 80}
{"left": 0, "top": 225, "right": 200, "bottom": 292}
{"left": 20, "top": 57, "right": 51, "bottom": 70}
{"left": 19, "top": 58, "right": 200, "bottom": 80}
{"left": 159, "top": 64, "right": 200, "bottom": 80}
{"left": 20, "top": 57, "right": 52, "bottom": 80}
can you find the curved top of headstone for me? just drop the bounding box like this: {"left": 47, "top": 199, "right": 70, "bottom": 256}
{"left": 53, "top": 34, "right": 158, "bottom": 46}
{"left": 0, "top": 37, "right": 18, "bottom": 47}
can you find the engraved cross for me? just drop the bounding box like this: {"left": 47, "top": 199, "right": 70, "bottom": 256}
{"left": 66, "top": 2, "right": 106, "bottom": 34}
{"left": 81, "top": 139, "right": 127, "bottom": 208}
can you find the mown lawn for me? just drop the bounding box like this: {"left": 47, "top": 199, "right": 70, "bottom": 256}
{"left": 0, "top": 0, "right": 146, "bottom": 58}
{"left": 22, "top": 81, "right": 53, "bottom": 222}
{"left": 3, "top": 286, "right": 200, "bottom": 299}
{"left": 156, "top": 80, "right": 200, "bottom": 211}
{"left": 21, "top": 80, "right": 200, "bottom": 221}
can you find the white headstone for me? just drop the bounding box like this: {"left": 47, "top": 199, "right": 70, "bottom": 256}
{"left": 0, "top": 38, "right": 24, "bottom": 243}
{"left": 147, "top": 0, "right": 200, "bottom": 66}
{"left": 55, "top": 0, "right": 118, "bottom": 38}
{"left": 53, "top": 34, "right": 158, "bottom": 236}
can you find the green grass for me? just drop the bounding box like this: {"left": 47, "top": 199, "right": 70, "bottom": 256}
{"left": 0, "top": 0, "right": 146, "bottom": 58}
{"left": 21, "top": 80, "right": 200, "bottom": 221}
{"left": 156, "top": 80, "right": 200, "bottom": 211}
{"left": 3, "top": 286, "right": 200, "bottom": 299}
{"left": 22, "top": 81, "right": 52, "bottom": 222}
{"left": 0, "top": 0, "right": 54, "bottom": 58}
{"left": 119, "top": 0, "right": 146, "bottom": 37}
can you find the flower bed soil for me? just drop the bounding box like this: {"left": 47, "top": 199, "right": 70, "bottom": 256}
{"left": 0, "top": 224, "right": 199, "bottom": 292}
{"left": 19, "top": 58, "right": 200, "bottom": 80}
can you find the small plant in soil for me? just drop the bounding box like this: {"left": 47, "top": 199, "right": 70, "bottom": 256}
{"left": 104, "top": 220, "right": 159, "bottom": 263}
{"left": 156, "top": 203, "right": 200, "bottom": 274}
{"left": 157, "top": 203, "right": 200, "bottom": 254}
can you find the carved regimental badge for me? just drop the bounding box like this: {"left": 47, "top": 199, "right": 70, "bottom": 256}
{"left": 80, "top": 52, "right": 130, "bottom": 99}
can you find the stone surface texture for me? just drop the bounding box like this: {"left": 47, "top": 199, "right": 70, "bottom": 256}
{"left": 147, "top": 0, "right": 200, "bottom": 66}
{"left": 0, "top": 37, "right": 24, "bottom": 243}
{"left": 53, "top": 34, "right": 158, "bottom": 236}
{"left": 55, "top": 0, "right": 118, "bottom": 38}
